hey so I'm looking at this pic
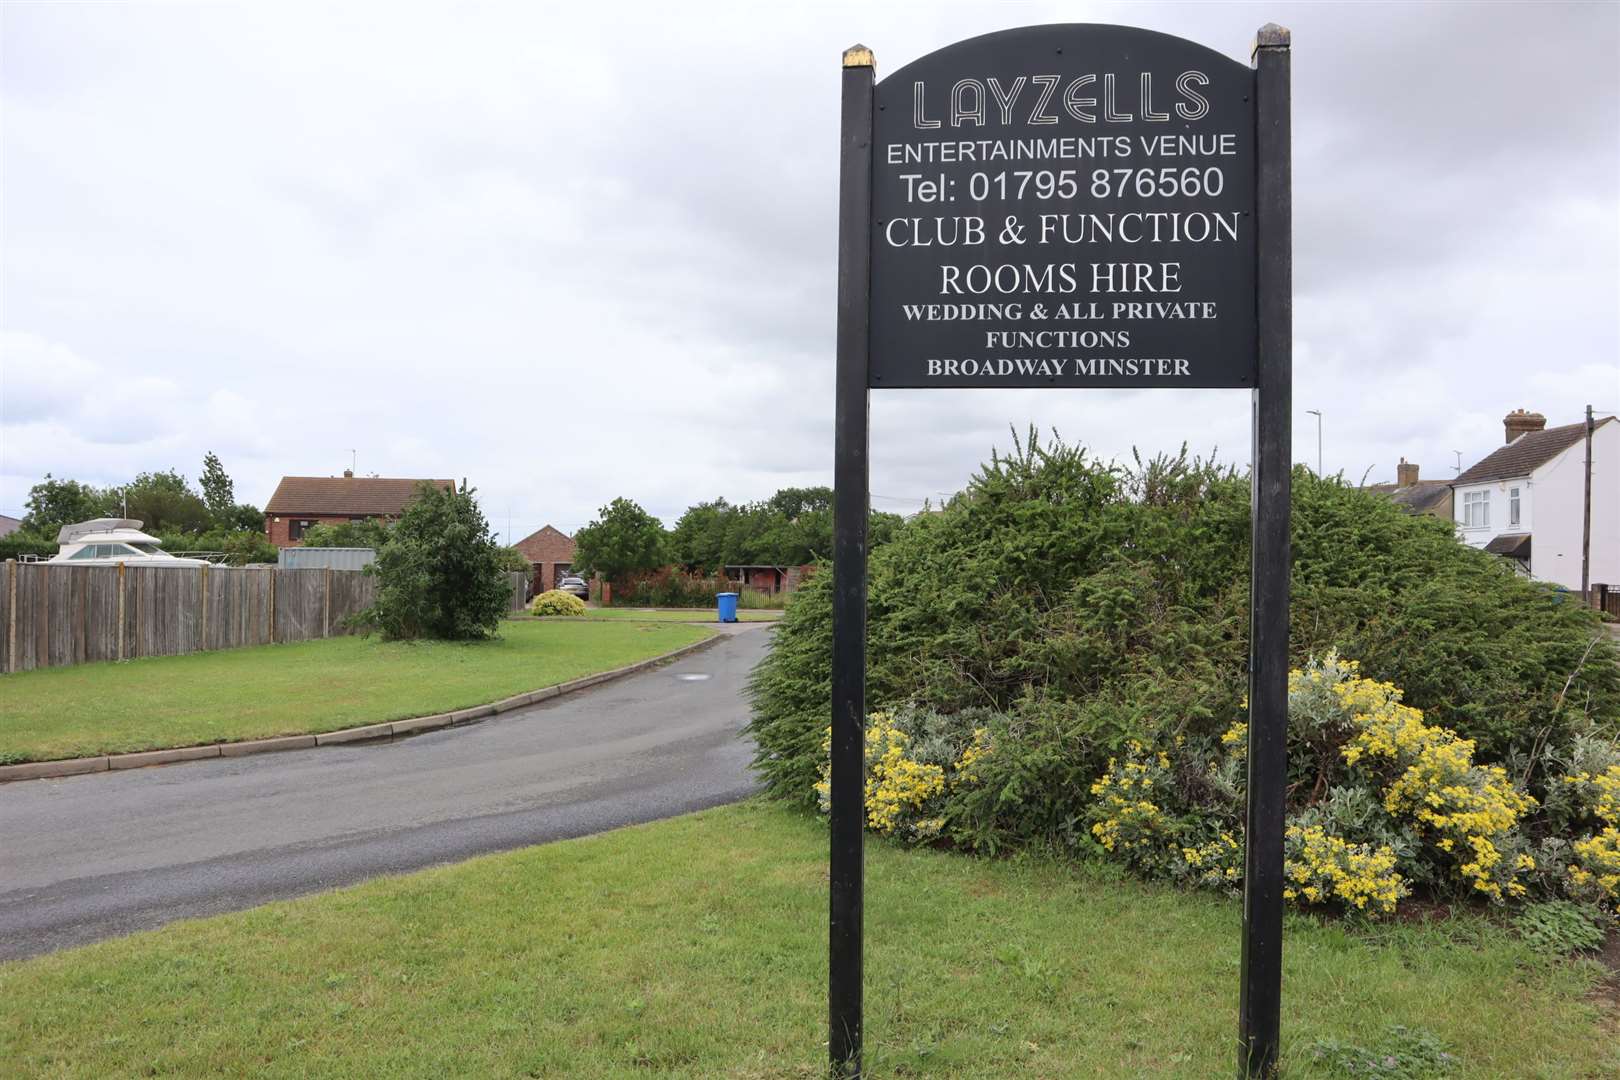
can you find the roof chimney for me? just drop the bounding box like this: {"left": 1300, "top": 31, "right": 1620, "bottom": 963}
{"left": 1503, "top": 409, "right": 1546, "bottom": 444}
{"left": 1396, "top": 458, "right": 1418, "bottom": 487}
{"left": 343, "top": 468, "right": 354, "bottom": 478}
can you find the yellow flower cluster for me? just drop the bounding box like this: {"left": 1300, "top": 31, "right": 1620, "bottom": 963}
{"left": 1283, "top": 825, "right": 1405, "bottom": 914}
{"left": 812, "top": 712, "right": 994, "bottom": 840}
{"left": 1332, "top": 670, "right": 1535, "bottom": 901}
{"left": 1181, "top": 831, "right": 1243, "bottom": 886}
{"left": 1220, "top": 721, "right": 1247, "bottom": 747}
{"left": 1089, "top": 740, "right": 1170, "bottom": 855}
{"left": 1568, "top": 828, "right": 1620, "bottom": 902}
{"left": 1564, "top": 765, "right": 1620, "bottom": 904}
{"left": 1564, "top": 765, "right": 1620, "bottom": 826}
{"left": 954, "top": 727, "right": 993, "bottom": 788}
{"left": 861, "top": 713, "right": 945, "bottom": 835}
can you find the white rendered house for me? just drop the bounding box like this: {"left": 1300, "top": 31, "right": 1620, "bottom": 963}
{"left": 1451, "top": 410, "right": 1618, "bottom": 591}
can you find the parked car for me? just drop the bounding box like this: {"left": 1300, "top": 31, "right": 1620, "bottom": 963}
{"left": 556, "top": 574, "right": 589, "bottom": 601}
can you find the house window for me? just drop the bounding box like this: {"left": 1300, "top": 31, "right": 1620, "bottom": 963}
{"left": 289, "top": 518, "right": 317, "bottom": 541}
{"left": 1508, "top": 487, "right": 1521, "bottom": 528}
{"left": 1462, "top": 490, "right": 1490, "bottom": 529}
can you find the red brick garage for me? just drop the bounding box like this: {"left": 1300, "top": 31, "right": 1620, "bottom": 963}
{"left": 514, "top": 525, "right": 576, "bottom": 594}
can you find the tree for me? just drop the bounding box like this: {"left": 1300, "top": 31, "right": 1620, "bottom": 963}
{"left": 123, "top": 470, "right": 210, "bottom": 534}
{"left": 200, "top": 452, "right": 235, "bottom": 519}
{"left": 358, "top": 483, "right": 509, "bottom": 640}
{"left": 570, "top": 498, "right": 668, "bottom": 583}
{"left": 669, "top": 498, "right": 733, "bottom": 572}
{"left": 23, "top": 475, "right": 113, "bottom": 534}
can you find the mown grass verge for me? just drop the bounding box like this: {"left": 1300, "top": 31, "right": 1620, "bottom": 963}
{"left": 1, "top": 801, "right": 1611, "bottom": 1078}
{"left": 0, "top": 620, "right": 711, "bottom": 763}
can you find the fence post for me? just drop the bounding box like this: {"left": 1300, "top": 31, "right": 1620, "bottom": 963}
{"left": 6, "top": 560, "right": 15, "bottom": 675}
{"left": 199, "top": 564, "right": 209, "bottom": 653}
{"left": 269, "top": 567, "right": 277, "bottom": 643}
{"left": 117, "top": 562, "right": 126, "bottom": 662}
{"left": 323, "top": 567, "right": 332, "bottom": 637}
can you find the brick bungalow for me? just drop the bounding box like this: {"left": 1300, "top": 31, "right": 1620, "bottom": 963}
{"left": 264, "top": 472, "right": 455, "bottom": 547}
{"left": 514, "top": 524, "right": 577, "bottom": 593}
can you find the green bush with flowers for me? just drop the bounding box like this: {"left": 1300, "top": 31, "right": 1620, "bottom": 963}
{"left": 757, "top": 431, "right": 1620, "bottom": 920}
{"left": 810, "top": 655, "right": 1617, "bottom": 920}
{"left": 529, "top": 589, "right": 587, "bottom": 617}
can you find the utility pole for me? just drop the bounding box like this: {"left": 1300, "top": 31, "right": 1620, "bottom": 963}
{"left": 1306, "top": 409, "right": 1322, "bottom": 476}
{"left": 1582, "top": 404, "right": 1593, "bottom": 600}
{"left": 1452, "top": 450, "right": 1462, "bottom": 475}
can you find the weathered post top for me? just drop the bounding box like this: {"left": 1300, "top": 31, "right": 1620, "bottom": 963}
{"left": 842, "top": 43, "right": 874, "bottom": 68}
{"left": 1252, "top": 22, "right": 1291, "bottom": 54}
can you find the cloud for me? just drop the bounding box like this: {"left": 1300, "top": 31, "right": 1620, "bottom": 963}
{"left": 2, "top": 1, "right": 1616, "bottom": 537}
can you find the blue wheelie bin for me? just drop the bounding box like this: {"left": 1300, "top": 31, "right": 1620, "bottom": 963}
{"left": 717, "top": 592, "right": 739, "bottom": 623}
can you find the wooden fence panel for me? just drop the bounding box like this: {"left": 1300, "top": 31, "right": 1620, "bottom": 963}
{"left": 0, "top": 562, "right": 527, "bottom": 673}
{"left": 274, "top": 569, "right": 324, "bottom": 643}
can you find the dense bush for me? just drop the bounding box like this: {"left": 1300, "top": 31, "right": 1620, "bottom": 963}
{"left": 747, "top": 431, "right": 1620, "bottom": 912}
{"left": 617, "top": 567, "right": 735, "bottom": 608}
{"left": 298, "top": 518, "right": 392, "bottom": 549}
{"left": 530, "top": 590, "right": 587, "bottom": 617}
{"left": 357, "top": 483, "right": 510, "bottom": 640}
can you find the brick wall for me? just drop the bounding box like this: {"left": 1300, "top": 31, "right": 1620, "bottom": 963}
{"left": 515, "top": 526, "right": 577, "bottom": 593}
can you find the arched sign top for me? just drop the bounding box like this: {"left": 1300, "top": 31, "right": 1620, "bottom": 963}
{"left": 867, "top": 21, "right": 1258, "bottom": 389}
{"left": 877, "top": 22, "right": 1252, "bottom": 92}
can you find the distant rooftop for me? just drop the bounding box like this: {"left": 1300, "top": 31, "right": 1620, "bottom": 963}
{"left": 1454, "top": 418, "right": 1615, "bottom": 486}
{"left": 265, "top": 475, "right": 454, "bottom": 516}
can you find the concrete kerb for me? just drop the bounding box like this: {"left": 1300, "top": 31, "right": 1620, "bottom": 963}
{"left": 0, "top": 631, "right": 728, "bottom": 784}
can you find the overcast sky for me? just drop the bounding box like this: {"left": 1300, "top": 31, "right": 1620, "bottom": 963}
{"left": 3, "top": 1, "right": 1616, "bottom": 540}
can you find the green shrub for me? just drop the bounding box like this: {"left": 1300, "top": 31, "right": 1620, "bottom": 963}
{"left": 530, "top": 590, "right": 587, "bottom": 617}
{"left": 750, "top": 430, "right": 1620, "bottom": 911}
{"left": 1511, "top": 900, "right": 1610, "bottom": 956}
{"left": 618, "top": 568, "right": 732, "bottom": 608}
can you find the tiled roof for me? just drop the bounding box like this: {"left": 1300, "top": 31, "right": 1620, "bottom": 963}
{"left": 1454, "top": 418, "right": 1615, "bottom": 486}
{"left": 1484, "top": 533, "right": 1532, "bottom": 560}
{"left": 1367, "top": 479, "right": 1451, "bottom": 514}
{"left": 265, "top": 476, "right": 454, "bottom": 516}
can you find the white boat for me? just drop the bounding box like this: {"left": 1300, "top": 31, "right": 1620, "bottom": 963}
{"left": 44, "top": 519, "right": 213, "bottom": 568}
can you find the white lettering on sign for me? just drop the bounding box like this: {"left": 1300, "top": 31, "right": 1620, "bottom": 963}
{"left": 870, "top": 30, "right": 1256, "bottom": 388}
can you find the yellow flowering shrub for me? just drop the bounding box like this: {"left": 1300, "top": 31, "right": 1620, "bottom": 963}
{"left": 1086, "top": 740, "right": 1174, "bottom": 867}
{"left": 1179, "top": 831, "right": 1243, "bottom": 888}
{"left": 1284, "top": 825, "right": 1406, "bottom": 914}
{"left": 1562, "top": 764, "right": 1620, "bottom": 905}
{"left": 1314, "top": 659, "right": 1537, "bottom": 902}
{"left": 813, "top": 709, "right": 994, "bottom": 842}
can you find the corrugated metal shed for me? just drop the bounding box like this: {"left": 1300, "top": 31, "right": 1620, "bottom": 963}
{"left": 277, "top": 547, "right": 377, "bottom": 571}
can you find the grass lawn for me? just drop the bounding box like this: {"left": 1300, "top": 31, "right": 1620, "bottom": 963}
{"left": 2, "top": 802, "right": 1612, "bottom": 1078}
{"left": 0, "top": 620, "right": 711, "bottom": 764}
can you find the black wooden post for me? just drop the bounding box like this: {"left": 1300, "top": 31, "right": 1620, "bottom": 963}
{"left": 1239, "top": 23, "right": 1292, "bottom": 1080}
{"left": 830, "top": 41, "right": 874, "bottom": 1080}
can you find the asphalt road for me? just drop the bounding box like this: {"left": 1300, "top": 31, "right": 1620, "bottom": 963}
{"left": 0, "top": 624, "right": 770, "bottom": 962}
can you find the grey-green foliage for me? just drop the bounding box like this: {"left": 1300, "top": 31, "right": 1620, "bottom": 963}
{"left": 1304, "top": 1025, "right": 1457, "bottom": 1078}
{"left": 1511, "top": 900, "right": 1610, "bottom": 956}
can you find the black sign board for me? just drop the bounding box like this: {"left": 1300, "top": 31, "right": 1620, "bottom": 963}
{"left": 869, "top": 25, "right": 1257, "bottom": 389}
{"left": 831, "top": 22, "right": 1292, "bottom": 1080}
